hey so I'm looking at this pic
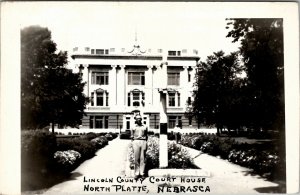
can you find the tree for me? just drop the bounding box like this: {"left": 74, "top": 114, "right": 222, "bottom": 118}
{"left": 226, "top": 19, "right": 284, "bottom": 131}
{"left": 21, "top": 26, "right": 88, "bottom": 132}
{"left": 192, "top": 51, "right": 243, "bottom": 135}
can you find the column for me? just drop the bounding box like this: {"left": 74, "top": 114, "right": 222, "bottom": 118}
{"left": 175, "top": 92, "right": 178, "bottom": 107}
{"left": 82, "top": 64, "right": 89, "bottom": 96}
{"left": 158, "top": 61, "right": 168, "bottom": 168}
{"left": 182, "top": 66, "right": 189, "bottom": 108}
{"left": 117, "top": 65, "right": 126, "bottom": 106}
{"left": 110, "top": 65, "right": 117, "bottom": 106}
{"left": 146, "top": 65, "right": 153, "bottom": 108}
{"left": 130, "top": 91, "right": 133, "bottom": 107}
{"left": 103, "top": 91, "right": 106, "bottom": 106}
{"left": 95, "top": 91, "right": 97, "bottom": 106}
{"left": 153, "top": 65, "right": 162, "bottom": 108}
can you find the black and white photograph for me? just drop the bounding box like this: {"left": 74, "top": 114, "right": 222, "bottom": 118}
{"left": 0, "top": 1, "right": 299, "bottom": 194}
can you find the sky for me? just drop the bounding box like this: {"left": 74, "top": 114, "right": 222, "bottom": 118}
{"left": 14, "top": 2, "right": 242, "bottom": 61}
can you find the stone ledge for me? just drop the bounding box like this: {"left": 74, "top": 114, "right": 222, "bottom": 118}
{"left": 148, "top": 169, "right": 211, "bottom": 177}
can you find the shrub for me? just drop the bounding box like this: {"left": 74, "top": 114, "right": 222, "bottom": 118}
{"left": 21, "top": 130, "right": 57, "bottom": 191}
{"left": 81, "top": 132, "right": 98, "bottom": 141}
{"left": 91, "top": 136, "right": 108, "bottom": 149}
{"left": 168, "top": 142, "right": 196, "bottom": 169}
{"left": 54, "top": 150, "right": 81, "bottom": 171}
{"left": 145, "top": 136, "right": 160, "bottom": 169}
{"left": 105, "top": 133, "right": 113, "bottom": 141}
{"left": 56, "top": 138, "right": 97, "bottom": 159}
{"left": 21, "top": 130, "right": 57, "bottom": 173}
{"left": 144, "top": 136, "right": 196, "bottom": 170}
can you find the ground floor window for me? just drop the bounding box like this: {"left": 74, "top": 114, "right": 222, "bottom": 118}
{"left": 89, "top": 116, "right": 109, "bottom": 129}
{"left": 168, "top": 116, "right": 182, "bottom": 129}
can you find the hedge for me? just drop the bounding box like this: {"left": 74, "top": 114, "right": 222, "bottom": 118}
{"left": 180, "top": 133, "right": 285, "bottom": 180}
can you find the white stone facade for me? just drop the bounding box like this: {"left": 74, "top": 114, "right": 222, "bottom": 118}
{"left": 71, "top": 45, "right": 199, "bottom": 132}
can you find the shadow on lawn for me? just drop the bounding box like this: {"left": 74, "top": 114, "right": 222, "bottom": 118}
{"left": 254, "top": 183, "right": 286, "bottom": 193}
{"left": 21, "top": 170, "right": 83, "bottom": 192}
{"left": 241, "top": 170, "right": 286, "bottom": 193}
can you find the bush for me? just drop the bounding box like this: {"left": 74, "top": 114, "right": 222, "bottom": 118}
{"left": 143, "top": 136, "right": 195, "bottom": 170}
{"left": 21, "top": 130, "right": 57, "bottom": 174}
{"left": 181, "top": 133, "right": 285, "bottom": 181}
{"left": 168, "top": 142, "right": 196, "bottom": 169}
{"left": 54, "top": 150, "right": 81, "bottom": 171}
{"left": 91, "top": 136, "right": 108, "bottom": 149}
{"left": 81, "top": 132, "right": 98, "bottom": 141}
{"left": 21, "top": 130, "right": 57, "bottom": 191}
{"left": 56, "top": 138, "right": 97, "bottom": 159}
{"left": 105, "top": 133, "right": 113, "bottom": 141}
{"left": 145, "top": 136, "right": 160, "bottom": 170}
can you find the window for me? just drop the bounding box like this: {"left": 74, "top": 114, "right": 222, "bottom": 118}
{"left": 91, "top": 72, "right": 109, "bottom": 85}
{"left": 91, "top": 49, "right": 95, "bottom": 54}
{"left": 106, "top": 93, "right": 109, "bottom": 106}
{"left": 168, "top": 73, "right": 180, "bottom": 85}
{"left": 128, "top": 72, "right": 145, "bottom": 85}
{"left": 85, "top": 47, "right": 90, "bottom": 51}
{"left": 188, "top": 72, "right": 191, "bottom": 82}
{"left": 110, "top": 48, "right": 115, "bottom": 52}
{"left": 168, "top": 116, "right": 182, "bottom": 129}
{"left": 168, "top": 92, "right": 180, "bottom": 107}
{"left": 158, "top": 49, "right": 163, "bottom": 53}
{"left": 90, "top": 116, "right": 109, "bottom": 129}
{"left": 168, "top": 50, "right": 181, "bottom": 56}
{"left": 168, "top": 51, "right": 177, "bottom": 56}
{"left": 93, "top": 91, "right": 109, "bottom": 106}
{"left": 127, "top": 91, "right": 145, "bottom": 107}
{"left": 127, "top": 93, "right": 131, "bottom": 106}
{"left": 105, "top": 49, "right": 109, "bottom": 54}
{"left": 73, "top": 47, "right": 78, "bottom": 52}
{"left": 169, "top": 93, "right": 176, "bottom": 107}
{"left": 96, "top": 49, "right": 104, "bottom": 55}
{"left": 133, "top": 92, "right": 140, "bottom": 106}
{"left": 96, "top": 92, "right": 103, "bottom": 106}
{"left": 182, "top": 49, "right": 187, "bottom": 54}
{"left": 91, "top": 92, "right": 94, "bottom": 106}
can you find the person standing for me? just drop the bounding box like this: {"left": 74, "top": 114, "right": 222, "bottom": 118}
{"left": 131, "top": 114, "right": 148, "bottom": 179}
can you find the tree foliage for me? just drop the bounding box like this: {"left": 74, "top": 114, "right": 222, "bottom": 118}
{"left": 21, "top": 26, "right": 88, "bottom": 130}
{"left": 192, "top": 51, "right": 244, "bottom": 134}
{"left": 226, "top": 19, "right": 284, "bottom": 131}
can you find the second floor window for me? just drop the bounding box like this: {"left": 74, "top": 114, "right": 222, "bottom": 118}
{"left": 169, "top": 93, "right": 176, "bottom": 107}
{"left": 90, "top": 91, "right": 109, "bottom": 106}
{"left": 91, "top": 72, "right": 109, "bottom": 85}
{"left": 168, "top": 92, "right": 180, "bottom": 107}
{"left": 168, "top": 73, "right": 180, "bottom": 85}
{"left": 128, "top": 72, "right": 145, "bottom": 85}
{"left": 128, "top": 91, "right": 145, "bottom": 107}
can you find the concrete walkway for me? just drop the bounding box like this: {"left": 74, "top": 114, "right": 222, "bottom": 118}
{"left": 43, "top": 138, "right": 131, "bottom": 194}
{"left": 182, "top": 145, "right": 283, "bottom": 193}
{"left": 42, "top": 138, "right": 283, "bottom": 194}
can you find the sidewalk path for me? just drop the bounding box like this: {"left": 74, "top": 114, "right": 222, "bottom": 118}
{"left": 43, "top": 138, "right": 284, "bottom": 194}
{"left": 43, "top": 138, "right": 131, "bottom": 194}
{"left": 182, "top": 145, "right": 284, "bottom": 193}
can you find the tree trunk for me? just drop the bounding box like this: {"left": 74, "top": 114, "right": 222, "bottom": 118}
{"left": 51, "top": 122, "right": 55, "bottom": 134}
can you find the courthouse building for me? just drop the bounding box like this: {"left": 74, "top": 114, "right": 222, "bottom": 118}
{"left": 71, "top": 44, "right": 199, "bottom": 132}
